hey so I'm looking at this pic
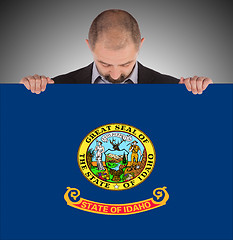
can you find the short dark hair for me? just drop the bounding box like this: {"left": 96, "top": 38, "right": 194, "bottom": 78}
{"left": 88, "top": 9, "right": 141, "bottom": 50}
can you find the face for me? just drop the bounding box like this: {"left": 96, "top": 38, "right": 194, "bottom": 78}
{"left": 86, "top": 38, "right": 144, "bottom": 83}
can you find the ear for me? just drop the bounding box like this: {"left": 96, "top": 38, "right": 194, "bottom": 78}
{"left": 85, "top": 39, "right": 91, "bottom": 49}
{"left": 140, "top": 38, "right": 145, "bottom": 48}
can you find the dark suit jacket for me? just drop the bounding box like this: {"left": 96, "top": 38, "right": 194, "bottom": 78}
{"left": 52, "top": 62, "right": 179, "bottom": 84}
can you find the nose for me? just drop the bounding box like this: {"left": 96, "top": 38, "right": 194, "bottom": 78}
{"left": 110, "top": 67, "right": 121, "bottom": 80}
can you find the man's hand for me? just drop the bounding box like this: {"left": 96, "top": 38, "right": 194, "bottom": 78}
{"left": 179, "top": 76, "right": 213, "bottom": 95}
{"left": 20, "top": 74, "right": 54, "bottom": 94}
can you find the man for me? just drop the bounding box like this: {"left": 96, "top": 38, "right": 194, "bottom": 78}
{"left": 129, "top": 141, "right": 142, "bottom": 168}
{"left": 20, "top": 9, "right": 213, "bottom": 94}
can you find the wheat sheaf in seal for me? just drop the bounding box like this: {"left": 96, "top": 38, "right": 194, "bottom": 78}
{"left": 77, "top": 123, "right": 156, "bottom": 191}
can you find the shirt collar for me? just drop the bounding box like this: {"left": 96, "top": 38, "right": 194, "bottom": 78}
{"left": 91, "top": 61, "right": 138, "bottom": 84}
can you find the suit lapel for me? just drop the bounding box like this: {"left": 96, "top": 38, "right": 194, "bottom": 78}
{"left": 74, "top": 63, "right": 93, "bottom": 84}
{"left": 138, "top": 62, "right": 152, "bottom": 84}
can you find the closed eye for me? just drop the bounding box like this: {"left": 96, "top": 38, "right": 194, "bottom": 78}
{"left": 102, "top": 63, "right": 111, "bottom": 67}
{"left": 120, "top": 64, "right": 130, "bottom": 67}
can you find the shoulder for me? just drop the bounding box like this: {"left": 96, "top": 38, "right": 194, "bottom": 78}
{"left": 52, "top": 63, "right": 93, "bottom": 84}
{"left": 138, "top": 62, "right": 180, "bottom": 84}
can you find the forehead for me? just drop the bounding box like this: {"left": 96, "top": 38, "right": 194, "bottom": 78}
{"left": 92, "top": 41, "right": 138, "bottom": 65}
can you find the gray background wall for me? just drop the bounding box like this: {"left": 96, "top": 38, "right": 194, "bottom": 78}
{"left": 1, "top": 0, "right": 232, "bottom": 83}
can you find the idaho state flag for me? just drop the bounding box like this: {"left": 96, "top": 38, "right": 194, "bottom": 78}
{"left": 0, "top": 84, "right": 232, "bottom": 240}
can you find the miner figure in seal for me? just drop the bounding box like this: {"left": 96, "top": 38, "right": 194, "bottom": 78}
{"left": 129, "top": 141, "right": 142, "bottom": 168}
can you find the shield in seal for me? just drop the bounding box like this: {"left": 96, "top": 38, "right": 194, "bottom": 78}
{"left": 104, "top": 148, "right": 129, "bottom": 183}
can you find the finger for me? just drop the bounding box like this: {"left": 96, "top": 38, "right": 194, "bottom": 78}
{"left": 41, "top": 75, "right": 48, "bottom": 92}
{"left": 34, "top": 74, "right": 42, "bottom": 94}
{"left": 179, "top": 77, "right": 184, "bottom": 84}
{"left": 203, "top": 78, "right": 213, "bottom": 91}
{"left": 20, "top": 77, "right": 31, "bottom": 90}
{"left": 190, "top": 76, "right": 198, "bottom": 95}
{"left": 183, "top": 78, "right": 192, "bottom": 91}
{"left": 47, "top": 77, "right": 55, "bottom": 84}
{"left": 196, "top": 77, "right": 206, "bottom": 95}
{"left": 27, "top": 75, "right": 36, "bottom": 93}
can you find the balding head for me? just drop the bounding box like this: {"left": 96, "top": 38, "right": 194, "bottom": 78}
{"left": 88, "top": 9, "right": 142, "bottom": 51}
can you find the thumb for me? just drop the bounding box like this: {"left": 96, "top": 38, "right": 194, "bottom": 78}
{"left": 179, "top": 77, "right": 184, "bottom": 84}
{"left": 47, "top": 77, "right": 55, "bottom": 84}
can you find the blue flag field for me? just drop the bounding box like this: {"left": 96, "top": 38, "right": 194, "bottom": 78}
{"left": 0, "top": 84, "right": 232, "bottom": 240}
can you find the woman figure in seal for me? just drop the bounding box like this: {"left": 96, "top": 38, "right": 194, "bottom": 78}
{"left": 95, "top": 141, "right": 105, "bottom": 171}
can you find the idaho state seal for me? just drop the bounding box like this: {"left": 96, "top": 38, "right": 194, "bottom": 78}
{"left": 77, "top": 123, "right": 156, "bottom": 191}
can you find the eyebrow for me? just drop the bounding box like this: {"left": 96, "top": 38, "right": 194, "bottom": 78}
{"left": 97, "top": 60, "right": 134, "bottom": 66}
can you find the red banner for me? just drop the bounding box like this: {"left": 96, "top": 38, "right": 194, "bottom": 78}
{"left": 64, "top": 187, "right": 169, "bottom": 215}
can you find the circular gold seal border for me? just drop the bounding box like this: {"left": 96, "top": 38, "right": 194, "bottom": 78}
{"left": 77, "top": 123, "right": 156, "bottom": 191}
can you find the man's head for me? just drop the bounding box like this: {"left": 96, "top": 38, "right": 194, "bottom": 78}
{"left": 86, "top": 9, "right": 144, "bottom": 83}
